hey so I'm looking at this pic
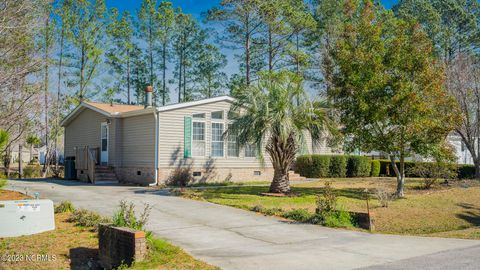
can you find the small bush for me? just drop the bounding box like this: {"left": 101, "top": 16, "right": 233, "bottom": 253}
{"left": 316, "top": 181, "right": 336, "bottom": 214}
{"left": 23, "top": 164, "right": 42, "bottom": 178}
{"left": 261, "top": 207, "right": 284, "bottom": 216}
{"left": 112, "top": 200, "right": 152, "bottom": 231}
{"left": 282, "top": 209, "right": 313, "bottom": 223}
{"left": 55, "top": 201, "right": 75, "bottom": 213}
{"left": 317, "top": 209, "right": 354, "bottom": 228}
{"left": 251, "top": 205, "right": 264, "bottom": 213}
{"left": 167, "top": 167, "right": 193, "bottom": 187}
{"left": 410, "top": 162, "right": 458, "bottom": 189}
{"left": 347, "top": 156, "right": 371, "bottom": 177}
{"left": 69, "top": 209, "right": 110, "bottom": 230}
{"left": 375, "top": 185, "right": 391, "bottom": 208}
{"left": 329, "top": 155, "right": 347, "bottom": 178}
{"left": 370, "top": 160, "right": 381, "bottom": 177}
{"left": 0, "top": 179, "right": 6, "bottom": 189}
{"left": 295, "top": 155, "right": 330, "bottom": 178}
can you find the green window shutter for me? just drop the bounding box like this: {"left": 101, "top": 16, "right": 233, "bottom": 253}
{"left": 184, "top": 116, "right": 192, "bottom": 158}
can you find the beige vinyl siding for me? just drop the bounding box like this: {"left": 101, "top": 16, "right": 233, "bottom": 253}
{"left": 64, "top": 108, "right": 109, "bottom": 158}
{"left": 120, "top": 113, "right": 155, "bottom": 167}
{"left": 158, "top": 100, "right": 272, "bottom": 168}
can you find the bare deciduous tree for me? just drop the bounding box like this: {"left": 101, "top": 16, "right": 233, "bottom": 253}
{"left": 447, "top": 53, "right": 480, "bottom": 178}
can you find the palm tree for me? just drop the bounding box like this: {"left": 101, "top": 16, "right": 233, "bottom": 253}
{"left": 228, "top": 71, "right": 336, "bottom": 194}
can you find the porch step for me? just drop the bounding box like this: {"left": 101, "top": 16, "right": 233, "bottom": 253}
{"left": 288, "top": 170, "right": 306, "bottom": 181}
{"left": 94, "top": 166, "right": 118, "bottom": 183}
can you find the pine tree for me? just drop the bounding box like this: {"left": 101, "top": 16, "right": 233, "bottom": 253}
{"left": 157, "top": 1, "right": 175, "bottom": 106}
{"left": 193, "top": 44, "right": 228, "bottom": 99}
{"left": 63, "top": 0, "right": 108, "bottom": 103}
{"left": 107, "top": 8, "right": 134, "bottom": 104}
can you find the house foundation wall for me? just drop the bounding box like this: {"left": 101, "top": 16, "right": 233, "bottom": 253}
{"left": 158, "top": 167, "right": 274, "bottom": 184}
{"left": 115, "top": 167, "right": 155, "bottom": 185}
{"left": 115, "top": 166, "right": 274, "bottom": 186}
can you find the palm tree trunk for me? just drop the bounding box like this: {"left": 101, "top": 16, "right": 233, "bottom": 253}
{"left": 269, "top": 166, "right": 290, "bottom": 193}
{"left": 266, "top": 133, "right": 297, "bottom": 194}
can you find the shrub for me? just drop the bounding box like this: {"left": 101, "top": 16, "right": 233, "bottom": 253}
{"left": 282, "top": 209, "right": 313, "bottom": 223}
{"left": 375, "top": 185, "right": 391, "bottom": 208}
{"left": 69, "top": 209, "right": 110, "bottom": 230}
{"left": 458, "top": 164, "right": 475, "bottom": 179}
{"left": 317, "top": 209, "right": 354, "bottom": 228}
{"left": 112, "top": 200, "right": 152, "bottom": 231}
{"left": 329, "top": 156, "right": 347, "bottom": 178}
{"left": 167, "top": 167, "right": 193, "bottom": 187}
{"left": 316, "top": 182, "right": 336, "bottom": 214}
{"left": 0, "top": 179, "right": 6, "bottom": 189}
{"left": 295, "top": 155, "right": 330, "bottom": 178}
{"left": 410, "top": 162, "right": 458, "bottom": 189}
{"left": 347, "top": 156, "right": 371, "bottom": 177}
{"left": 370, "top": 160, "right": 381, "bottom": 177}
{"left": 23, "top": 164, "right": 42, "bottom": 178}
{"left": 55, "top": 201, "right": 75, "bottom": 213}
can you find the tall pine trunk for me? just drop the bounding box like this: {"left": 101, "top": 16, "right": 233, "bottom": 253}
{"left": 162, "top": 42, "right": 167, "bottom": 106}
{"left": 54, "top": 27, "right": 65, "bottom": 171}
{"left": 127, "top": 48, "right": 131, "bottom": 104}
{"left": 42, "top": 17, "right": 50, "bottom": 177}
{"left": 245, "top": 15, "right": 250, "bottom": 86}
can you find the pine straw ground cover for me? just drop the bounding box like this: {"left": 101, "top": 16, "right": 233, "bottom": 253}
{"left": 0, "top": 188, "right": 216, "bottom": 270}
{"left": 179, "top": 177, "right": 480, "bottom": 239}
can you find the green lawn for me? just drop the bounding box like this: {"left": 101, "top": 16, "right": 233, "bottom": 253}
{"left": 179, "top": 177, "right": 480, "bottom": 239}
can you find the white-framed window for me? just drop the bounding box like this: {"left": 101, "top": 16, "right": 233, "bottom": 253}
{"left": 211, "top": 122, "right": 224, "bottom": 157}
{"left": 193, "top": 113, "right": 205, "bottom": 119}
{"left": 192, "top": 121, "right": 205, "bottom": 156}
{"left": 211, "top": 111, "right": 224, "bottom": 120}
{"left": 227, "top": 124, "right": 239, "bottom": 157}
{"left": 245, "top": 143, "right": 256, "bottom": 158}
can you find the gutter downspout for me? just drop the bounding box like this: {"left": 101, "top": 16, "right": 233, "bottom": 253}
{"left": 150, "top": 109, "right": 160, "bottom": 186}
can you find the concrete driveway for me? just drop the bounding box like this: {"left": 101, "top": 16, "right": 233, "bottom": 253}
{"left": 6, "top": 179, "right": 480, "bottom": 270}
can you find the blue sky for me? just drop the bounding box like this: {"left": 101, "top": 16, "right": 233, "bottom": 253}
{"left": 106, "top": 1, "right": 399, "bottom": 17}
{"left": 103, "top": 0, "right": 399, "bottom": 102}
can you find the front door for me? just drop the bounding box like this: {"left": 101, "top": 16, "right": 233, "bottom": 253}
{"left": 100, "top": 122, "right": 109, "bottom": 165}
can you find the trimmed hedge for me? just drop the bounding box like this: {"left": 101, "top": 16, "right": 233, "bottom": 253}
{"left": 296, "top": 155, "right": 478, "bottom": 180}
{"left": 457, "top": 164, "right": 475, "bottom": 179}
{"left": 295, "top": 155, "right": 331, "bottom": 178}
{"left": 330, "top": 155, "right": 347, "bottom": 178}
{"left": 370, "top": 160, "right": 381, "bottom": 177}
{"left": 296, "top": 155, "right": 371, "bottom": 178}
{"left": 347, "top": 156, "right": 371, "bottom": 177}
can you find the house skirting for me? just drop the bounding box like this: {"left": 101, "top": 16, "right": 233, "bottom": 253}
{"left": 115, "top": 167, "right": 155, "bottom": 185}
{"left": 115, "top": 166, "right": 274, "bottom": 186}
{"left": 158, "top": 167, "right": 274, "bottom": 184}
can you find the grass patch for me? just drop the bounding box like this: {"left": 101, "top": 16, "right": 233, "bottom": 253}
{"left": 179, "top": 177, "right": 480, "bottom": 238}
{"left": 0, "top": 179, "right": 6, "bottom": 189}
{"left": 130, "top": 237, "right": 218, "bottom": 270}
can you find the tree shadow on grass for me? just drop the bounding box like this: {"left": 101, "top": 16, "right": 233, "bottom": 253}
{"left": 456, "top": 203, "right": 480, "bottom": 227}
{"left": 69, "top": 247, "right": 100, "bottom": 270}
{"left": 197, "top": 185, "right": 367, "bottom": 200}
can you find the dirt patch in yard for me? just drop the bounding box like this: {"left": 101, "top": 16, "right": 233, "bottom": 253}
{"left": 0, "top": 190, "right": 30, "bottom": 200}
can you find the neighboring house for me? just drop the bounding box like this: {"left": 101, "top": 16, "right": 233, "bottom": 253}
{"left": 448, "top": 134, "right": 477, "bottom": 165}
{"left": 62, "top": 90, "right": 337, "bottom": 185}
{"left": 37, "top": 145, "right": 64, "bottom": 165}
{"left": 8, "top": 144, "right": 31, "bottom": 164}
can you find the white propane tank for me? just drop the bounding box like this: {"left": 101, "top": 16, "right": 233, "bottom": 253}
{"left": 0, "top": 200, "right": 55, "bottom": 237}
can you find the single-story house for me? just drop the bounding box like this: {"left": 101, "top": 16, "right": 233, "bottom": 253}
{"left": 61, "top": 88, "right": 336, "bottom": 185}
